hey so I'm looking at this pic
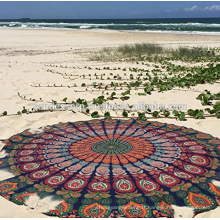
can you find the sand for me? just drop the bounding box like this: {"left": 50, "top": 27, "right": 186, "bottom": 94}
{"left": 0, "top": 28, "right": 220, "bottom": 218}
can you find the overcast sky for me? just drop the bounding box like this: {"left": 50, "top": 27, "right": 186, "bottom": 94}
{"left": 0, "top": 1, "right": 220, "bottom": 19}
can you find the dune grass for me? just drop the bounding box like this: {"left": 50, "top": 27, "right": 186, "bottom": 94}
{"left": 117, "top": 43, "right": 164, "bottom": 57}
{"left": 170, "top": 46, "right": 215, "bottom": 59}
{"left": 89, "top": 43, "right": 215, "bottom": 62}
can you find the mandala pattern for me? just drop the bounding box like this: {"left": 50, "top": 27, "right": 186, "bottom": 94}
{"left": 0, "top": 119, "right": 220, "bottom": 217}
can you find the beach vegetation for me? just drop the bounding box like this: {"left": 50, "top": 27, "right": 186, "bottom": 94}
{"left": 2, "top": 111, "right": 7, "bottom": 116}
{"left": 21, "top": 107, "right": 28, "bottom": 114}
{"left": 63, "top": 97, "right": 68, "bottom": 102}
{"left": 122, "top": 110, "right": 128, "bottom": 117}
{"left": 3, "top": 44, "right": 218, "bottom": 122}
{"left": 137, "top": 112, "right": 146, "bottom": 119}
{"left": 89, "top": 43, "right": 216, "bottom": 62}
{"left": 104, "top": 112, "right": 111, "bottom": 119}
{"left": 91, "top": 111, "right": 100, "bottom": 118}
{"left": 152, "top": 111, "right": 159, "bottom": 117}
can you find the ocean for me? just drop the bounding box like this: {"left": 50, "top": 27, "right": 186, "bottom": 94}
{"left": 1, "top": 18, "right": 220, "bottom": 34}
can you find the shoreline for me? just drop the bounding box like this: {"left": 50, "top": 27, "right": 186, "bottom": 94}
{"left": 1, "top": 27, "right": 220, "bottom": 36}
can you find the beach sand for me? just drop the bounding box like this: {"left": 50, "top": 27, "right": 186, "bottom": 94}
{"left": 0, "top": 29, "right": 220, "bottom": 217}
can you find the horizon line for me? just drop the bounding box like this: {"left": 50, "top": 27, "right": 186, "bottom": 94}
{"left": 1, "top": 17, "right": 220, "bottom": 20}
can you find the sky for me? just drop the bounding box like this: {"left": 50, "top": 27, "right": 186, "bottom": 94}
{"left": 0, "top": 1, "right": 220, "bottom": 19}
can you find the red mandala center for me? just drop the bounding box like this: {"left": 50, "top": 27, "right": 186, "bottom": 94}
{"left": 67, "top": 136, "right": 154, "bottom": 165}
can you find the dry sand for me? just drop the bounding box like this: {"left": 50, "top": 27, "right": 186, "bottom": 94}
{"left": 0, "top": 28, "right": 220, "bottom": 218}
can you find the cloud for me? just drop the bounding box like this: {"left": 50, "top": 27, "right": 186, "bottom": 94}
{"left": 184, "top": 4, "right": 220, "bottom": 12}
{"left": 184, "top": 5, "right": 201, "bottom": 12}
{"left": 204, "top": 5, "right": 220, "bottom": 11}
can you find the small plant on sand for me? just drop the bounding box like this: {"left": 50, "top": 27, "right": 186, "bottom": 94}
{"left": 91, "top": 111, "right": 100, "bottom": 118}
{"left": 2, "top": 111, "right": 7, "bottom": 116}
{"left": 173, "top": 110, "right": 186, "bottom": 121}
{"left": 188, "top": 109, "right": 204, "bottom": 119}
